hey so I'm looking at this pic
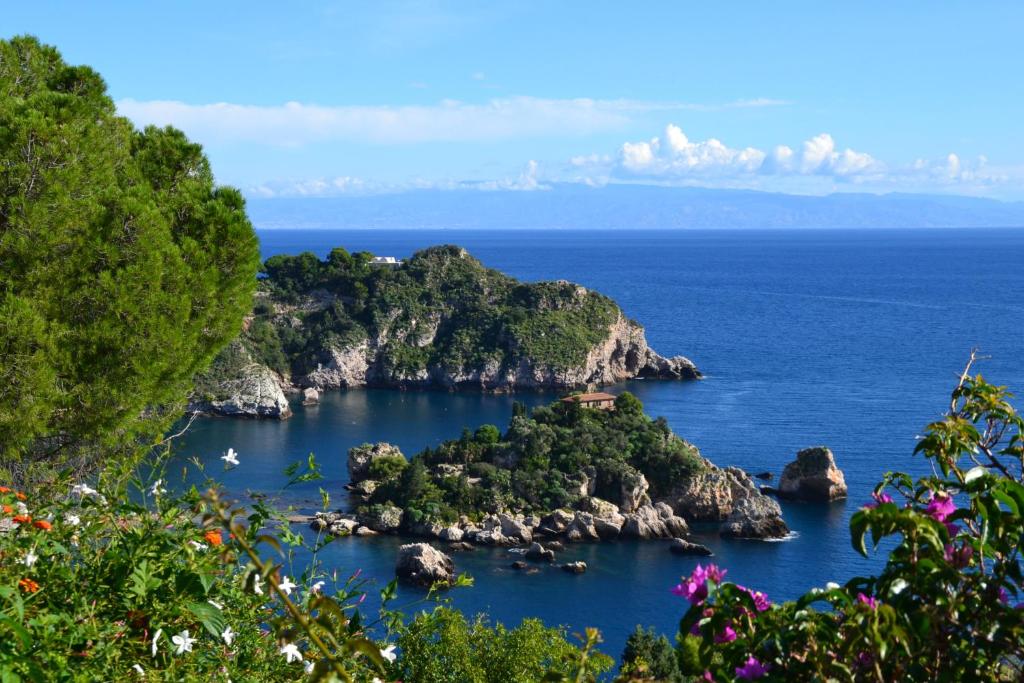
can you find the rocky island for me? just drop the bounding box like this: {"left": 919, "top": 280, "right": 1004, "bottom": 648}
{"left": 189, "top": 245, "right": 699, "bottom": 418}
{"left": 312, "top": 392, "right": 788, "bottom": 547}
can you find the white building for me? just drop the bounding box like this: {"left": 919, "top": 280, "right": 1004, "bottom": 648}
{"left": 369, "top": 256, "right": 403, "bottom": 267}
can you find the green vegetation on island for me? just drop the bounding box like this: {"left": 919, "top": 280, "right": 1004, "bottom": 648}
{"left": 360, "top": 393, "right": 704, "bottom": 524}
{"left": 191, "top": 245, "right": 699, "bottom": 417}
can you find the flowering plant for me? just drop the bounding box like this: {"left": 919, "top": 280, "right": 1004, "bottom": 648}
{"left": 672, "top": 358, "right": 1024, "bottom": 681}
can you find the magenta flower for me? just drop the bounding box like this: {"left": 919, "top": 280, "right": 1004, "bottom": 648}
{"left": 735, "top": 585, "right": 771, "bottom": 612}
{"left": 702, "top": 671, "right": 713, "bottom": 682}
{"left": 925, "top": 491, "right": 956, "bottom": 522}
{"left": 857, "top": 592, "right": 879, "bottom": 609}
{"left": 714, "top": 624, "right": 737, "bottom": 643}
{"left": 998, "top": 587, "right": 1010, "bottom": 604}
{"left": 735, "top": 656, "right": 770, "bottom": 680}
{"left": 672, "top": 563, "right": 726, "bottom": 605}
{"left": 943, "top": 543, "right": 973, "bottom": 568}
{"left": 863, "top": 491, "right": 895, "bottom": 509}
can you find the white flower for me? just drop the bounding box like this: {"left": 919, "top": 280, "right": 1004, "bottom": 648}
{"left": 310, "top": 580, "right": 325, "bottom": 593}
{"left": 825, "top": 582, "right": 840, "bottom": 590}
{"left": 16, "top": 502, "right": 28, "bottom": 515}
{"left": 373, "top": 678, "right": 383, "bottom": 683}
{"left": 277, "top": 575, "right": 297, "bottom": 596}
{"left": 172, "top": 629, "right": 195, "bottom": 655}
{"left": 151, "top": 628, "right": 163, "bottom": 657}
{"left": 71, "top": 483, "right": 98, "bottom": 497}
{"left": 133, "top": 663, "right": 145, "bottom": 676}
{"left": 65, "top": 513, "right": 81, "bottom": 526}
{"left": 304, "top": 660, "right": 314, "bottom": 674}
{"left": 380, "top": 644, "right": 397, "bottom": 663}
{"left": 189, "top": 541, "right": 207, "bottom": 551}
{"left": 150, "top": 479, "right": 166, "bottom": 496}
{"left": 221, "top": 626, "right": 235, "bottom": 646}
{"left": 221, "top": 448, "right": 240, "bottom": 466}
{"left": 22, "top": 550, "right": 38, "bottom": 567}
{"left": 207, "top": 599, "right": 223, "bottom": 609}
{"left": 250, "top": 574, "right": 264, "bottom": 595}
{"left": 280, "top": 642, "right": 303, "bottom": 663}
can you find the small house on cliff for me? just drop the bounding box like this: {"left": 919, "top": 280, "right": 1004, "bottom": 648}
{"left": 370, "top": 256, "right": 402, "bottom": 267}
{"left": 561, "top": 392, "right": 617, "bottom": 410}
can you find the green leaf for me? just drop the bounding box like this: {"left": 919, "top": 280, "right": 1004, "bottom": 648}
{"left": 188, "top": 602, "right": 227, "bottom": 639}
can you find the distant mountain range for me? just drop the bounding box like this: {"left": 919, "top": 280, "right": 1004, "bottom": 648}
{"left": 246, "top": 184, "right": 1024, "bottom": 230}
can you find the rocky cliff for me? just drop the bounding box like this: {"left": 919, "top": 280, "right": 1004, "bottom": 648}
{"left": 191, "top": 245, "right": 699, "bottom": 418}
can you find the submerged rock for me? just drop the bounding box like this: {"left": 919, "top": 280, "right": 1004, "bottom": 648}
{"left": 778, "top": 446, "right": 848, "bottom": 502}
{"left": 669, "top": 537, "right": 714, "bottom": 556}
{"left": 395, "top": 543, "right": 454, "bottom": 588}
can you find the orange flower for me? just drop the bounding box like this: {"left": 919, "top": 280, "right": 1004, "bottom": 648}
{"left": 12, "top": 515, "right": 31, "bottom": 525}
{"left": 18, "top": 578, "right": 39, "bottom": 593}
{"left": 203, "top": 529, "right": 223, "bottom": 547}
{"left": 33, "top": 520, "right": 52, "bottom": 531}
{"left": 2, "top": 505, "right": 11, "bottom": 514}
{"left": 0, "top": 486, "right": 9, "bottom": 493}
{"left": 14, "top": 492, "right": 26, "bottom": 501}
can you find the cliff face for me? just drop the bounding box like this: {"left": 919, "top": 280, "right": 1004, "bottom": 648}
{"left": 190, "top": 245, "right": 699, "bottom": 418}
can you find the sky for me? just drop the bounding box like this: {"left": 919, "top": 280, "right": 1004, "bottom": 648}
{"left": 7, "top": 2, "right": 1024, "bottom": 199}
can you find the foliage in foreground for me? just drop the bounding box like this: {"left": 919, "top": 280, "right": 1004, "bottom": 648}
{"left": 0, "top": 36, "right": 260, "bottom": 481}
{"left": 366, "top": 392, "right": 704, "bottom": 522}
{"left": 663, "top": 359, "right": 1024, "bottom": 681}
{"left": 0, "top": 459, "right": 610, "bottom": 682}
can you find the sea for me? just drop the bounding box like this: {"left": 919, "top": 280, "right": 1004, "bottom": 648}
{"left": 170, "top": 227, "right": 1024, "bottom": 659}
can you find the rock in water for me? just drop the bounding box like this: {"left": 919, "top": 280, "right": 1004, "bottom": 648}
{"left": 525, "top": 542, "right": 556, "bottom": 562}
{"left": 188, "top": 342, "right": 292, "bottom": 419}
{"left": 395, "top": 543, "right": 454, "bottom": 588}
{"left": 778, "top": 447, "right": 848, "bottom": 502}
{"left": 561, "top": 561, "right": 587, "bottom": 574}
{"left": 301, "top": 387, "right": 320, "bottom": 405}
{"left": 669, "top": 537, "right": 714, "bottom": 556}
{"left": 721, "top": 495, "right": 789, "bottom": 539}
{"left": 347, "top": 442, "right": 404, "bottom": 484}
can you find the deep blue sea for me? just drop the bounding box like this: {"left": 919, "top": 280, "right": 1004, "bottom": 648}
{"left": 171, "top": 228, "right": 1024, "bottom": 659}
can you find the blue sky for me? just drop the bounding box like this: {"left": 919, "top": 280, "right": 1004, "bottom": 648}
{"left": 8, "top": 2, "right": 1024, "bottom": 199}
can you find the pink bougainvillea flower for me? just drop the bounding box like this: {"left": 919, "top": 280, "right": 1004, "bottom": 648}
{"left": 857, "top": 592, "right": 879, "bottom": 609}
{"left": 714, "top": 624, "right": 737, "bottom": 643}
{"left": 735, "top": 655, "right": 770, "bottom": 680}
{"left": 735, "top": 585, "right": 771, "bottom": 612}
{"left": 944, "top": 543, "right": 973, "bottom": 568}
{"left": 925, "top": 491, "right": 956, "bottom": 522}
{"left": 863, "top": 491, "right": 895, "bottom": 509}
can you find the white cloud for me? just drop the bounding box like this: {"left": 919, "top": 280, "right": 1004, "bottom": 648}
{"left": 116, "top": 96, "right": 787, "bottom": 147}
{"left": 597, "top": 125, "right": 879, "bottom": 182}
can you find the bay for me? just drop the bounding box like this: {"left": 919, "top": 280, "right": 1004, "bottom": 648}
{"left": 171, "top": 227, "right": 1024, "bottom": 659}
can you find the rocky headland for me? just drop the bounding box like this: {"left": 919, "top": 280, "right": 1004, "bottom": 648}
{"left": 188, "top": 245, "right": 699, "bottom": 418}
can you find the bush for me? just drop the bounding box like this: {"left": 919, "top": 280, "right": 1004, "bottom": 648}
{"left": 617, "top": 625, "right": 682, "bottom": 682}
{"left": 0, "top": 464, "right": 388, "bottom": 680}
{"left": 368, "top": 454, "right": 409, "bottom": 482}
{"left": 671, "top": 359, "right": 1024, "bottom": 681}
{"left": 391, "top": 607, "right": 613, "bottom": 683}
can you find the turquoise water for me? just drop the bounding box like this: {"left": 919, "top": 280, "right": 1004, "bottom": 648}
{"left": 171, "top": 228, "right": 1024, "bottom": 659}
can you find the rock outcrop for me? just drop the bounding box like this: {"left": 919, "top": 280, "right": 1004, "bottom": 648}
{"left": 660, "top": 465, "right": 787, "bottom": 540}
{"left": 721, "top": 495, "right": 789, "bottom": 540}
{"left": 561, "top": 561, "right": 587, "bottom": 574}
{"left": 347, "top": 443, "right": 404, "bottom": 484}
{"left": 188, "top": 342, "right": 292, "bottom": 419}
{"left": 778, "top": 447, "right": 848, "bottom": 502}
{"left": 395, "top": 543, "right": 454, "bottom": 587}
{"left": 525, "top": 542, "right": 556, "bottom": 562}
{"left": 361, "top": 504, "right": 403, "bottom": 533}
